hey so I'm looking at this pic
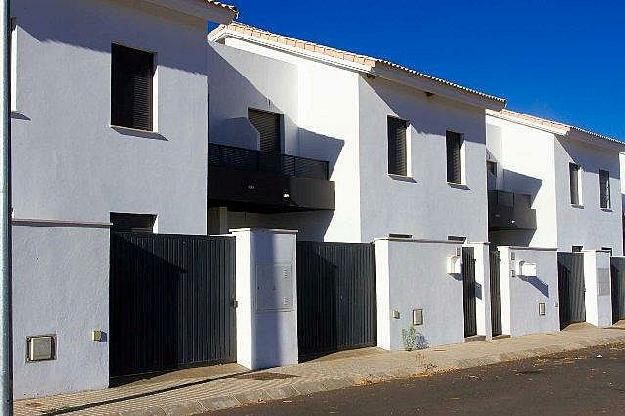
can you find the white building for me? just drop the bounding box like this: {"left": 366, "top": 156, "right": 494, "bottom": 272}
{"left": 8, "top": 3, "right": 625, "bottom": 400}
{"left": 487, "top": 109, "right": 625, "bottom": 255}
{"left": 10, "top": 0, "right": 236, "bottom": 398}
{"left": 207, "top": 23, "right": 506, "bottom": 244}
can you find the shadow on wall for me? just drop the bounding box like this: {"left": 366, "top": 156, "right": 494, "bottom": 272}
{"left": 520, "top": 275, "right": 550, "bottom": 297}
{"left": 22, "top": 0, "right": 208, "bottom": 74}
{"left": 208, "top": 43, "right": 346, "bottom": 239}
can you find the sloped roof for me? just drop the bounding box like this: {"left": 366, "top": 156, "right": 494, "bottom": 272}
{"left": 489, "top": 109, "right": 625, "bottom": 148}
{"left": 205, "top": 0, "right": 238, "bottom": 17}
{"left": 209, "top": 22, "right": 506, "bottom": 107}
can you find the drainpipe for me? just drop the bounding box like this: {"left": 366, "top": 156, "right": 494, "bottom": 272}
{"left": 0, "top": 0, "right": 13, "bottom": 413}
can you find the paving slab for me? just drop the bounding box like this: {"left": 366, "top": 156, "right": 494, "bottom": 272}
{"left": 13, "top": 325, "right": 625, "bottom": 416}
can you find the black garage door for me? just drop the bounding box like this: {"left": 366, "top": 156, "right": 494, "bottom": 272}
{"left": 109, "top": 232, "right": 236, "bottom": 379}
{"left": 557, "top": 252, "right": 585, "bottom": 329}
{"left": 296, "top": 241, "right": 376, "bottom": 360}
{"left": 611, "top": 257, "right": 625, "bottom": 323}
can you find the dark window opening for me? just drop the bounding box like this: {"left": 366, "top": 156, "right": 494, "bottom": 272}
{"left": 487, "top": 160, "right": 497, "bottom": 176}
{"left": 569, "top": 163, "right": 580, "bottom": 205}
{"left": 389, "top": 233, "right": 412, "bottom": 239}
{"left": 387, "top": 117, "right": 408, "bottom": 176}
{"left": 249, "top": 109, "right": 282, "bottom": 153}
{"left": 601, "top": 247, "right": 613, "bottom": 256}
{"left": 446, "top": 131, "right": 463, "bottom": 184}
{"left": 599, "top": 169, "right": 610, "bottom": 209}
{"left": 111, "top": 44, "right": 155, "bottom": 131}
{"left": 448, "top": 236, "right": 467, "bottom": 242}
{"left": 110, "top": 213, "right": 156, "bottom": 233}
{"left": 572, "top": 245, "right": 583, "bottom": 253}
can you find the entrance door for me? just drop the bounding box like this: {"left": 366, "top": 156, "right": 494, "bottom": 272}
{"left": 462, "top": 247, "right": 477, "bottom": 338}
{"left": 557, "top": 252, "right": 585, "bottom": 329}
{"left": 490, "top": 250, "right": 502, "bottom": 337}
{"left": 611, "top": 257, "right": 625, "bottom": 323}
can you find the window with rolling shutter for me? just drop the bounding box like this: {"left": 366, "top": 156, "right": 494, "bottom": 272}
{"left": 111, "top": 44, "right": 154, "bottom": 131}
{"left": 249, "top": 109, "right": 281, "bottom": 153}
{"left": 446, "top": 131, "right": 463, "bottom": 184}
{"left": 569, "top": 163, "right": 580, "bottom": 205}
{"left": 387, "top": 116, "right": 408, "bottom": 176}
{"left": 599, "top": 169, "right": 610, "bottom": 209}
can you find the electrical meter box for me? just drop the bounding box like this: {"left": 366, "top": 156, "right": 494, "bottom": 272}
{"left": 516, "top": 261, "right": 538, "bottom": 277}
{"left": 255, "top": 263, "right": 294, "bottom": 312}
{"left": 447, "top": 255, "right": 462, "bottom": 275}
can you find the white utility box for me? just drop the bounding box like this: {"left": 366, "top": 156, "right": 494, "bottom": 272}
{"left": 516, "top": 261, "right": 538, "bottom": 277}
{"left": 447, "top": 255, "right": 462, "bottom": 275}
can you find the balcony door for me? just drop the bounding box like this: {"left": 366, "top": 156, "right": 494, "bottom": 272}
{"left": 249, "top": 109, "right": 281, "bottom": 153}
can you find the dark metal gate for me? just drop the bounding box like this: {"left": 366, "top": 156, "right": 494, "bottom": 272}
{"left": 611, "top": 257, "right": 625, "bottom": 323}
{"left": 110, "top": 232, "right": 236, "bottom": 379}
{"left": 490, "top": 250, "right": 502, "bottom": 337}
{"left": 462, "top": 247, "right": 477, "bottom": 338}
{"left": 557, "top": 252, "right": 585, "bottom": 329}
{"left": 296, "top": 241, "right": 376, "bottom": 360}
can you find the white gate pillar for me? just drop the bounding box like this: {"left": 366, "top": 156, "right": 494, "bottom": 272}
{"left": 583, "top": 250, "right": 612, "bottom": 327}
{"left": 230, "top": 228, "right": 298, "bottom": 370}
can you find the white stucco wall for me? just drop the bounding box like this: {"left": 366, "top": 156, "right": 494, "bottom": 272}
{"left": 360, "top": 77, "right": 489, "bottom": 243}
{"left": 486, "top": 115, "right": 558, "bottom": 247}
{"left": 219, "top": 37, "right": 362, "bottom": 243}
{"left": 12, "top": 223, "right": 110, "bottom": 398}
{"left": 11, "top": 0, "right": 209, "bottom": 234}
{"left": 498, "top": 247, "right": 559, "bottom": 337}
{"left": 231, "top": 228, "right": 298, "bottom": 370}
{"left": 375, "top": 238, "right": 465, "bottom": 350}
{"left": 583, "top": 250, "right": 612, "bottom": 327}
{"left": 554, "top": 138, "right": 623, "bottom": 254}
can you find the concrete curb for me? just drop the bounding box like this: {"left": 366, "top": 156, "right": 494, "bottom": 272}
{"left": 114, "top": 335, "right": 625, "bottom": 416}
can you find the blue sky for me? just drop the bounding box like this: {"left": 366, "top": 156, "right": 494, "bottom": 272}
{"left": 226, "top": 0, "right": 625, "bottom": 139}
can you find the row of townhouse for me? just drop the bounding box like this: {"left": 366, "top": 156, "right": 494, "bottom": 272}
{"left": 8, "top": 0, "right": 625, "bottom": 399}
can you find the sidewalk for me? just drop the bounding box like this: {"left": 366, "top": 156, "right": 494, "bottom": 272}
{"left": 15, "top": 324, "right": 625, "bottom": 416}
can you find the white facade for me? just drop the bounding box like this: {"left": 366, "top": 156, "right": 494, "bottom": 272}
{"left": 10, "top": 0, "right": 234, "bottom": 398}
{"left": 208, "top": 25, "right": 504, "bottom": 244}
{"left": 487, "top": 110, "right": 625, "bottom": 254}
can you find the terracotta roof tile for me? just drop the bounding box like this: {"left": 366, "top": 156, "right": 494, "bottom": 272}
{"left": 211, "top": 22, "right": 505, "bottom": 105}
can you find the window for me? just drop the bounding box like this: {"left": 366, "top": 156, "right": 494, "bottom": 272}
{"left": 446, "top": 131, "right": 463, "bottom": 184}
{"left": 569, "top": 163, "right": 581, "bottom": 205}
{"left": 10, "top": 18, "right": 16, "bottom": 111}
{"left": 448, "top": 236, "right": 467, "bottom": 242}
{"left": 599, "top": 169, "right": 610, "bottom": 209}
{"left": 387, "top": 117, "right": 408, "bottom": 176}
{"left": 249, "top": 109, "right": 282, "bottom": 153}
{"left": 111, "top": 44, "right": 155, "bottom": 131}
{"left": 487, "top": 160, "right": 497, "bottom": 176}
{"left": 572, "top": 245, "right": 583, "bottom": 253}
{"left": 110, "top": 213, "right": 156, "bottom": 233}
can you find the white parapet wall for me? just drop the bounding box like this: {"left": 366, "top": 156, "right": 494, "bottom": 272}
{"left": 498, "top": 246, "right": 559, "bottom": 337}
{"left": 374, "top": 237, "right": 465, "bottom": 350}
{"left": 12, "top": 220, "right": 110, "bottom": 398}
{"left": 583, "top": 250, "right": 612, "bottom": 327}
{"left": 230, "top": 228, "right": 298, "bottom": 370}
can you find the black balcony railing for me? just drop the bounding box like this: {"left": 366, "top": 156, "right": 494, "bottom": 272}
{"left": 209, "top": 143, "right": 329, "bottom": 180}
{"left": 488, "top": 190, "right": 537, "bottom": 231}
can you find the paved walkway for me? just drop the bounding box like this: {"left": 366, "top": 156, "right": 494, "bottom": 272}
{"left": 14, "top": 324, "right": 625, "bottom": 416}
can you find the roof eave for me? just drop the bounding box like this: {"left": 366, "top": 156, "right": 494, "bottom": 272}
{"left": 371, "top": 64, "right": 506, "bottom": 111}
{"left": 145, "top": 0, "right": 237, "bottom": 24}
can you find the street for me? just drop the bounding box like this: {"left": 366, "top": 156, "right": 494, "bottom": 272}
{"left": 209, "top": 343, "right": 625, "bottom": 415}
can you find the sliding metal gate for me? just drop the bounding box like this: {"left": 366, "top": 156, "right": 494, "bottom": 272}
{"left": 611, "top": 257, "right": 625, "bottom": 323}
{"left": 490, "top": 250, "right": 502, "bottom": 337}
{"left": 296, "top": 241, "right": 376, "bottom": 360}
{"left": 462, "top": 247, "right": 477, "bottom": 338}
{"left": 557, "top": 252, "right": 585, "bottom": 329}
{"left": 109, "top": 232, "right": 236, "bottom": 379}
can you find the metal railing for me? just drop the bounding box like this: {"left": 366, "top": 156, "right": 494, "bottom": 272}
{"left": 209, "top": 143, "right": 329, "bottom": 180}
{"left": 488, "top": 190, "right": 532, "bottom": 208}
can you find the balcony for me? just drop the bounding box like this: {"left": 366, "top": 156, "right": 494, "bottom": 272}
{"left": 488, "top": 190, "right": 537, "bottom": 231}
{"left": 208, "top": 143, "right": 335, "bottom": 212}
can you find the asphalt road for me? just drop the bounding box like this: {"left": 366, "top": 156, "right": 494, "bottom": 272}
{"left": 209, "top": 343, "right": 625, "bottom": 415}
